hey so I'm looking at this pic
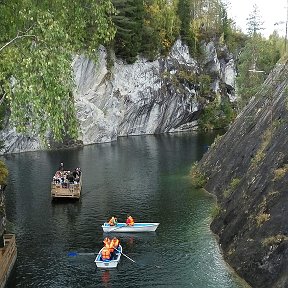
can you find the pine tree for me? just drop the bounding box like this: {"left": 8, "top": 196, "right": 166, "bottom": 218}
{"left": 112, "top": 0, "right": 144, "bottom": 63}
{"left": 178, "top": 0, "right": 191, "bottom": 43}
{"left": 246, "top": 4, "right": 264, "bottom": 36}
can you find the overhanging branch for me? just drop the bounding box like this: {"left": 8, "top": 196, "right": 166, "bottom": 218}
{"left": 0, "top": 25, "right": 36, "bottom": 53}
{"left": 0, "top": 34, "right": 36, "bottom": 53}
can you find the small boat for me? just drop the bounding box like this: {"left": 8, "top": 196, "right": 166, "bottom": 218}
{"left": 102, "top": 223, "right": 160, "bottom": 233}
{"left": 94, "top": 245, "right": 122, "bottom": 269}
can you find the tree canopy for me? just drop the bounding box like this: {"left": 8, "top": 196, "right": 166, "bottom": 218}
{"left": 0, "top": 0, "right": 116, "bottom": 142}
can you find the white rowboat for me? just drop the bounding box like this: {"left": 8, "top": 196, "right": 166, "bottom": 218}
{"left": 102, "top": 223, "right": 160, "bottom": 233}
{"left": 94, "top": 245, "right": 122, "bottom": 269}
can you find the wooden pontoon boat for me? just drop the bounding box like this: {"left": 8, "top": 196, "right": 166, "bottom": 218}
{"left": 51, "top": 169, "right": 82, "bottom": 200}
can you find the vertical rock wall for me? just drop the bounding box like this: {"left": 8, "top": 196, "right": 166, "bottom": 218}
{"left": 197, "top": 62, "right": 288, "bottom": 288}
{"left": 0, "top": 40, "right": 236, "bottom": 154}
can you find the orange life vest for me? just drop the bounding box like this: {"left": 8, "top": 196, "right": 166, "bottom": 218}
{"left": 112, "top": 238, "right": 120, "bottom": 249}
{"left": 102, "top": 248, "right": 110, "bottom": 260}
{"left": 108, "top": 217, "right": 115, "bottom": 226}
{"left": 109, "top": 241, "right": 115, "bottom": 253}
{"left": 127, "top": 216, "right": 134, "bottom": 226}
{"left": 103, "top": 237, "right": 111, "bottom": 249}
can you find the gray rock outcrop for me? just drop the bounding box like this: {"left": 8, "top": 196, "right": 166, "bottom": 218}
{"left": 0, "top": 39, "right": 236, "bottom": 154}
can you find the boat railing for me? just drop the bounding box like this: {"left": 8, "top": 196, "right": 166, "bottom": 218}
{"left": 51, "top": 171, "right": 82, "bottom": 199}
{"left": 0, "top": 234, "right": 17, "bottom": 287}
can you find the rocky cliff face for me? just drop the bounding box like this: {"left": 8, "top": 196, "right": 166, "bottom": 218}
{"left": 0, "top": 39, "right": 236, "bottom": 154}
{"left": 197, "top": 61, "right": 288, "bottom": 288}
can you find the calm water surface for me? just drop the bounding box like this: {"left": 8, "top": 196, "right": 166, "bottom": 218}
{"left": 3, "top": 133, "right": 248, "bottom": 288}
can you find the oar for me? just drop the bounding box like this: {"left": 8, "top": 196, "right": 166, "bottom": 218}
{"left": 114, "top": 248, "right": 160, "bottom": 268}
{"left": 67, "top": 251, "right": 100, "bottom": 257}
{"left": 115, "top": 248, "right": 136, "bottom": 263}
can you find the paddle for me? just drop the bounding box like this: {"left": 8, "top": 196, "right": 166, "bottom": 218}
{"left": 114, "top": 248, "right": 161, "bottom": 269}
{"left": 115, "top": 247, "right": 136, "bottom": 263}
{"left": 67, "top": 251, "right": 99, "bottom": 257}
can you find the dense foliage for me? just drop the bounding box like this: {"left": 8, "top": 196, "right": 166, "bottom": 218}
{"left": 0, "top": 160, "right": 8, "bottom": 186}
{"left": 110, "top": 0, "right": 239, "bottom": 61}
{"left": 0, "top": 0, "right": 116, "bottom": 142}
{"left": 199, "top": 99, "right": 236, "bottom": 131}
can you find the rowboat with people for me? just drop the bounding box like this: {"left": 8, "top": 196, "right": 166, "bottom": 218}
{"left": 102, "top": 222, "right": 160, "bottom": 233}
{"left": 94, "top": 244, "right": 122, "bottom": 268}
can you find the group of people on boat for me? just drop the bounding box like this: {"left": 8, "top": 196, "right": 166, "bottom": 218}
{"left": 52, "top": 162, "right": 82, "bottom": 187}
{"left": 101, "top": 237, "right": 120, "bottom": 261}
{"left": 108, "top": 215, "right": 134, "bottom": 226}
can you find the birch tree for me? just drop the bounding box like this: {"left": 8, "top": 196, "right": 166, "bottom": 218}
{"left": 0, "top": 0, "right": 116, "bottom": 142}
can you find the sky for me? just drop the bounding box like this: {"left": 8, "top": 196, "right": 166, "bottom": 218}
{"left": 226, "top": 0, "right": 288, "bottom": 38}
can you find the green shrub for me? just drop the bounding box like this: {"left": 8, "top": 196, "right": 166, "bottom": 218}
{"left": 211, "top": 203, "right": 221, "bottom": 219}
{"left": 190, "top": 162, "right": 207, "bottom": 188}
{"left": 273, "top": 164, "right": 288, "bottom": 180}
{"left": 223, "top": 178, "right": 241, "bottom": 198}
{"left": 262, "top": 234, "right": 288, "bottom": 246}
{"left": 0, "top": 160, "right": 8, "bottom": 185}
{"left": 198, "top": 99, "right": 236, "bottom": 131}
{"left": 255, "top": 212, "right": 270, "bottom": 227}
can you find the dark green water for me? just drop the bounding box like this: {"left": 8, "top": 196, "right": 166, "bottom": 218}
{"left": 3, "top": 133, "right": 248, "bottom": 288}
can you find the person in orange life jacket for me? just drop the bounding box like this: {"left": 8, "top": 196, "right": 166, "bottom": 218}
{"left": 111, "top": 237, "right": 120, "bottom": 259}
{"left": 108, "top": 216, "right": 117, "bottom": 226}
{"left": 103, "top": 237, "right": 111, "bottom": 249}
{"left": 108, "top": 241, "right": 115, "bottom": 256}
{"left": 126, "top": 215, "right": 134, "bottom": 226}
{"left": 101, "top": 247, "right": 111, "bottom": 261}
{"left": 111, "top": 237, "right": 119, "bottom": 249}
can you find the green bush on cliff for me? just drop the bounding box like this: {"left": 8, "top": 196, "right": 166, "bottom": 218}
{"left": 273, "top": 165, "right": 288, "bottom": 180}
{"left": 190, "top": 162, "right": 207, "bottom": 188}
{"left": 211, "top": 203, "right": 221, "bottom": 219}
{"left": 262, "top": 234, "right": 288, "bottom": 246}
{"left": 199, "top": 99, "right": 236, "bottom": 131}
{"left": 223, "top": 178, "right": 241, "bottom": 198}
{"left": 0, "top": 160, "right": 8, "bottom": 185}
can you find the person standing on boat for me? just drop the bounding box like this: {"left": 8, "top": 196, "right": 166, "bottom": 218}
{"left": 59, "top": 162, "right": 64, "bottom": 171}
{"left": 108, "top": 216, "right": 117, "bottom": 226}
{"left": 126, "top": 215, "right": 134, "bottom": 226}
